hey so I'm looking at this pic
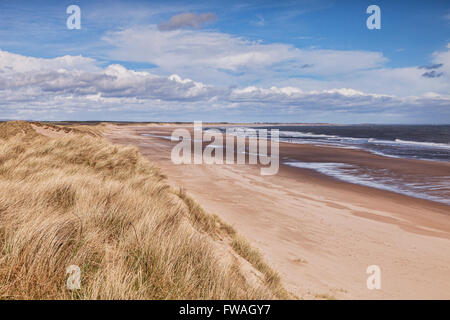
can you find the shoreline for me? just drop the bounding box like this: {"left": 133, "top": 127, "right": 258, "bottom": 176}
{"left": 104, "top": 124, "right": 450, "bottom": 299}
{"left": 141, "top": 124, "right": 450, "bottom": 206}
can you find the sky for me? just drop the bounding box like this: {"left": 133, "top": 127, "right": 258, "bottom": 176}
{"left": 0, "top": 0, "right": 449, "bottom": 123}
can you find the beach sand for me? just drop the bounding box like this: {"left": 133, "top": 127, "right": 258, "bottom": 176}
{"left": 104, "top": 124, "right": 450, "bottom": 300}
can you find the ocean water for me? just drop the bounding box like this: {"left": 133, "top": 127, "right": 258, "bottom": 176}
{"left": 220, "top": 125, "right": 450, "bottom": 205}
{"left": 230, "top": 125, "right": 450, "bottom": 162}
{"left": 284, "top": 161, "right": 450, "bottom": 205}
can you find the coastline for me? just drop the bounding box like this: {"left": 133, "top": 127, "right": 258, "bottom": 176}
{"left": 104, "top": 123, "right": 450, "bottom": 299}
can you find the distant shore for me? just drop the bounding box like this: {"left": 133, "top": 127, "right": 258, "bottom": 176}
{"left": 0, "top": 120, "right": 339, "bottom": 126}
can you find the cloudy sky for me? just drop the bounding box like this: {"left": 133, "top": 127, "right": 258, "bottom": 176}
{"left": 0, "top": 0, "right": 449, "bottom": 123}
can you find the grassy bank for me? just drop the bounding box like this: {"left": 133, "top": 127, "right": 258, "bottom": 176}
{"left": 0, "top": 121, "right": 288, "bottom": 299}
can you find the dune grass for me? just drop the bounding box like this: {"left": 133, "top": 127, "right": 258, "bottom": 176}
{"left": 0, "top": 121, "right": 288, "bottom": 299}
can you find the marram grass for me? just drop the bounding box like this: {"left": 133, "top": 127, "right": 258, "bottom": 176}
{"left": 0, "top": 121, "right": 289, "bottom": 300}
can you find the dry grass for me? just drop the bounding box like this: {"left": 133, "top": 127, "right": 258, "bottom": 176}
{"left": 231, "top": 236, "right": 291, "bottom": 299}
{"left": 0, "top": 121, "right": 287, "bottom": 300}
{"left": 0, "top": 121, "right": 39, "bottom": 140}
{"left": 30, "top": 121, "right": 107, "bottom": 137}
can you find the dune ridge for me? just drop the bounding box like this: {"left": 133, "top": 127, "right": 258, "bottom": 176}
{"left": 0, "top": 121, "right": 288, "bottom": 299}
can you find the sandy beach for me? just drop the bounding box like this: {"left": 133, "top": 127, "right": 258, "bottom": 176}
{"left": 104, "top": 124, "right": 450, "bottom": 300}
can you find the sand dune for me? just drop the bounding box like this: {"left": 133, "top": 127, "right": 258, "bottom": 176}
{"left": 0, "top": 121, "right": 287, "bottom": 299}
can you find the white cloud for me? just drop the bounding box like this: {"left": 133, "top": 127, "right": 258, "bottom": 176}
{"left": 0, "top": 49, "right": 448, "bottom": 123}
{"left": 102, "top": 25, "right": 387, "bottom": 84}
{"left": 431, "top": 43, "right": 450, "bottom": 75}
{"left": 0, "top": 50, "right": 98, "bottom": 73}
{"left": 99, "top": 26, "right": 450, "bottom": 101}
{"left": 273, "top": 44, "right": 450, "bottom": 97}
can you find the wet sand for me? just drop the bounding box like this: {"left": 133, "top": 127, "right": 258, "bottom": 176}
{"left": 104, "top": 124, "right": 450, "bottom": 299}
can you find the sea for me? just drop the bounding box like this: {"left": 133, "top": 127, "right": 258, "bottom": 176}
{"left": 220, "top": 125, "right": 450, "bottom": 205}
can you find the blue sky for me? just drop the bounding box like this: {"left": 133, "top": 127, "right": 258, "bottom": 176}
{"left": 0, "top": 0, "right": 449, "bottom": 123}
